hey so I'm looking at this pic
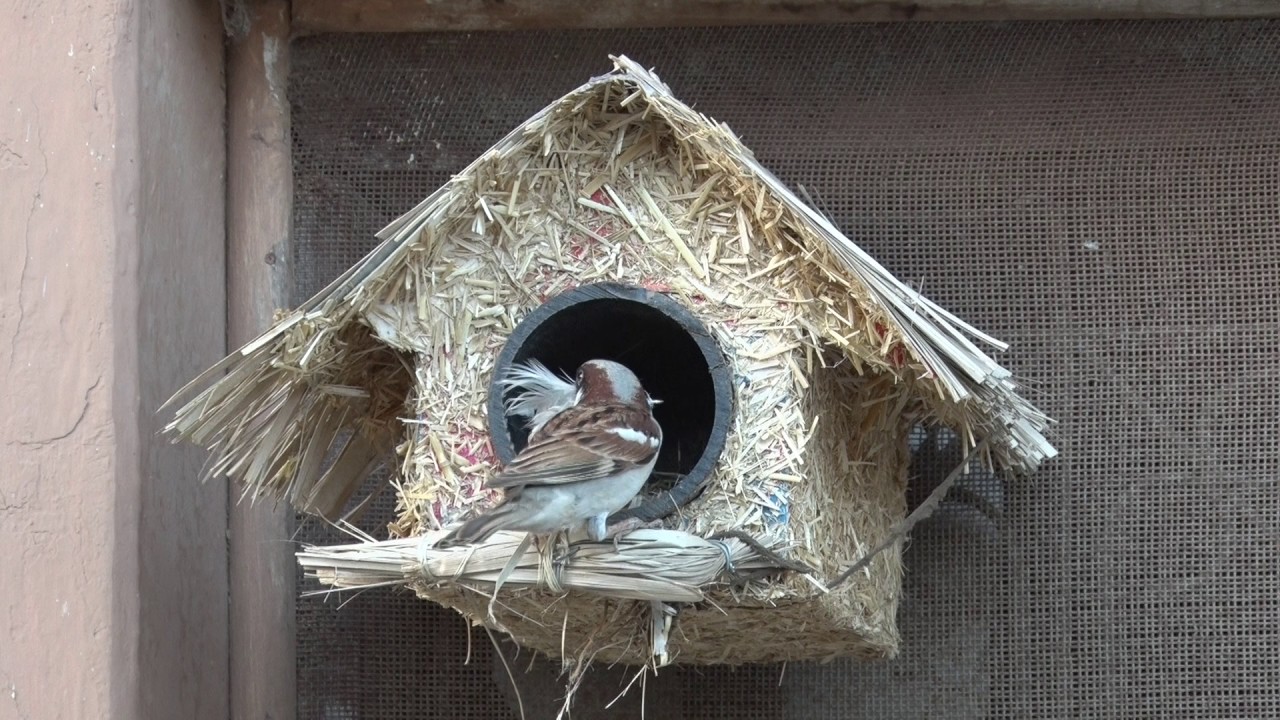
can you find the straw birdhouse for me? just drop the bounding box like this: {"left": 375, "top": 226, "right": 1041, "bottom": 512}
{"left": 165, "top": 56, "right": 1054, "bottom": 668}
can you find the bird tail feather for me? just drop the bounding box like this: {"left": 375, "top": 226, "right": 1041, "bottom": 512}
{"left": 436, "top": 502, "right": 522, "bottom": 547}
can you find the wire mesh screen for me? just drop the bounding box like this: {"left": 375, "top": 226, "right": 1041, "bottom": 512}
{"left": 290, "top": 21, "right": 1280, "bottom": 718}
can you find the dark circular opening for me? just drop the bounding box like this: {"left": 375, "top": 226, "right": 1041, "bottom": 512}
{"left": 487, "top": 282, "right": 732, "bottom": 523}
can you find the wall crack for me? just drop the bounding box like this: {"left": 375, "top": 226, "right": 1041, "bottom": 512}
{"left": 16, "top": 373, "right": 103, "bottom": 447}
{"left": 9, "top": 102, "right": 48, "bottom": 371}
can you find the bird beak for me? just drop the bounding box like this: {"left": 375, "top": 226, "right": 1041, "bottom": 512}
{"left": 649, "top": 397, "right": 663, "bottom": 407}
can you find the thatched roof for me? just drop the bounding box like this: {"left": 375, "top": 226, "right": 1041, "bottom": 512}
{"left": 163, "top": 55, "right": 1055, "bottom": 521}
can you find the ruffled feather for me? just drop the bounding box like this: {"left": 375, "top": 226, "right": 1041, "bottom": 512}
{"left": 497, "top": 359, "right": 579, "bottom": 436}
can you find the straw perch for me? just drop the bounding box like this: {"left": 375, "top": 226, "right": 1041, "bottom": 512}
{"left": 298, "top": 528, "right": 796, "bottom": 604}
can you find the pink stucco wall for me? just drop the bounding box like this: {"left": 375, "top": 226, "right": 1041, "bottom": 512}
{"left": 1, "top": 1, "right": 227, "bottom": 717}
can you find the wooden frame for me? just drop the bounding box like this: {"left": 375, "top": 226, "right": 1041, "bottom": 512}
{"left": 227, "top": 3, "right": 295, "bottom": 719}
{"left": 292, "top": 0, "right": 1280, "bottom": 33}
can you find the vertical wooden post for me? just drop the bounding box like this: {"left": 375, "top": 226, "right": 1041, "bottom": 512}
{"left": 227, "top": 2, "right": 296, "bottom": 718}
{"left": 3, "top": 0, "right": 229, "bottom": 716}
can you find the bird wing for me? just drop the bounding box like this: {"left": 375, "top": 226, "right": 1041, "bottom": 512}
{"left": 486, "top": 404, "right": 661, "bottom": 490}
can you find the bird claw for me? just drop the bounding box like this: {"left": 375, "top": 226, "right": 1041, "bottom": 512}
{"left": 552, "top": 543, "right": 580, "bottom": 567}
{"left": 603, "top": 517, "right": 665, "bottom": 551}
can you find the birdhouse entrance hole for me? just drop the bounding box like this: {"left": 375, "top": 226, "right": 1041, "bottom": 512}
{"left": 488, "top": 282, "right": 733, "bottom": 522}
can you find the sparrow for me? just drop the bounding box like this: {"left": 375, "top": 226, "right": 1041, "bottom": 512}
{"left": 438, "top": 359, "right": 663, "bottom": 546}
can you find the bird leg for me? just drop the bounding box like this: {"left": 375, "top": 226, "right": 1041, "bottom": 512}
{"left": 586, "top": 514, "right": 609, "bottom": 543}
{"left": 551, "top": 529, "right": 578, "bottom": 566}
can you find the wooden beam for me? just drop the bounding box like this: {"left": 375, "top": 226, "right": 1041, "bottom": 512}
{"left": 226, "top": 3, "right": 297, "bottom": 719}
{"left": 294, "top": 0, "right": 1280, "bottom": 33}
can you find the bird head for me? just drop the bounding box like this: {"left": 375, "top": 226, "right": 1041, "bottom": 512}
{"left": 576, "top": 359, "right": 659, "bottom": 411}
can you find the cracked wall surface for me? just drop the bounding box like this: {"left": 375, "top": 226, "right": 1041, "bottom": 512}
{"left": 0, "top": 0, "right": 227, "bottom": 718}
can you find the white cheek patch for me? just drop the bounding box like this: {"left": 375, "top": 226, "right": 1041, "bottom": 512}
{"left": 609, "top": 427, "right": 658, "bottom": 448}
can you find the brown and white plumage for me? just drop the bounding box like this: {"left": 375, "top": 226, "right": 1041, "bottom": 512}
{"left": 438, "top": 359, "right": 662, "bottom": 546}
